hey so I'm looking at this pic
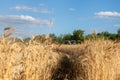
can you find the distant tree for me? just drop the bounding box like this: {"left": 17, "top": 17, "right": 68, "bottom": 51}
{"left": 62, "top": 34, "right": 72, "bottom": 44}
{"left": 73, "top": 29, "right": 84, "bottom": 43}
{"left": 116, "top": 34, "right": 120, "bottom": 40}
{"left": 97, "top": 31, "right": 111, "bottom": 39}
{"left": 116, "top": 28, "right": 120, "bottom": 40}
{"left": 97, "top": 31, "right": 119, "bottom": 40}
{"left": 117, "top": 28, "right": 120, "bottom": 34}
{"left": 56, "top": 35, "right": 63, "bottom": 44}
{"left": 85, "top": 34, "right": 95, "bottom": 40}
{"left": 49, "top": 33, "right": 57, "bottom": 41}
{"left": 23, "top": 28, "right": 120, "bottom": 44}
{"left": 101, "top": 31, "right": 110, "bottom": 36}
{"left": 109, "top": 34, "right": 117, "bottom": 40}
{"left": 63, "top": 34, "right": 72, "bottom": 40}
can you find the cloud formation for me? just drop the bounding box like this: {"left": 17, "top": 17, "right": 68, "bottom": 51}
{"left": 113, "top": 24, "right": 120, "bottom": 27}
{"left": 69, "top": 8, "right": 76, "bottom": 11}
{"left": 39, "top": 3, "right": 45, "bottom": 7}
{"left": 0, "top": 15, "right": 50, "bottom": 27}
{"left": 11, "top": 6, "right": 51, "bottom": 14}
{"left": 95, "top": 11, "right": 120, "bottom": 18}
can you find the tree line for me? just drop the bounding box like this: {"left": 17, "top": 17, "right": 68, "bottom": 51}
{"left": 23, "top": 28, "right": 120, "bottom": 44}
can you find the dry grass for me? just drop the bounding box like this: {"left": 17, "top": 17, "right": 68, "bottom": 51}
{"left": 57, "top": 39, "right": 120, "bottom": 80}
{"left": 0, "top": 37, "right": 63, "bottom": 80}
{"left": 0, "top": 36, "right": 120, "bottom": 80}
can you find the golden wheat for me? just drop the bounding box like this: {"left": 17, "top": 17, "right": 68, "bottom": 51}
{"left": 57, "top": 39, "right": 120, "bottom": 80}
{"left": 0, "top": 37, "right": 120, "bottom": 80}
{"left": 0, "top": 37, "right": 62, "bottom": 80}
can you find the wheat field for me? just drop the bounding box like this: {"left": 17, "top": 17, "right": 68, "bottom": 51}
{"left": 57, "top": 40, "right": 120, "bottom": 80}
{"left": 0, "top": 36, "right": 120, "bottom": 80}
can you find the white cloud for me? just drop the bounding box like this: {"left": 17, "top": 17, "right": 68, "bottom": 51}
{"left": 69, "top": 8, "right": 76, "bottom": 11}
{"left": 10, "top": 6, "right": 51, "bottom": 14}
{"left": 0, "top": 15, "right": 50, "bottom": 27}
{"left": 95, "top": 11, "right": 120, "bottom": 18}
{"left": 113, "top": 24, "right": 120, "bottom": 27}
{"left": 39, "top": 3, "right": 45, "bottom": 6}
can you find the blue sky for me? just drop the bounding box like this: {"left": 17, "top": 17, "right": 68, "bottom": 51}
{"left": 0, "top": 0, "right": 120, "bottom": 37}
